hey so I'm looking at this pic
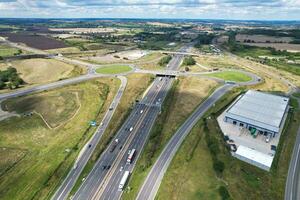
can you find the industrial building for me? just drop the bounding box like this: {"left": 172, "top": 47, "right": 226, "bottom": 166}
{"left": 217, "top": 90, "right": 290, "bottom": 171}
{"left": 224, "top": 90, "right": 289, "bottom": 138}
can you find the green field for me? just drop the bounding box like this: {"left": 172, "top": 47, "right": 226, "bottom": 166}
{"left": 0, "top": 78, "right": 119, "bottom": 200}
{"left": 207, "top": 71, "right": 252, "bottom": 82}
{"left": 96, "top": 65, "right": 132, "bottom": 74}
{"left": 0, "top": 45, "right": 21, "bottom": 57}
{"left": 155, "top": 88, "right": 300, "bottom": 200}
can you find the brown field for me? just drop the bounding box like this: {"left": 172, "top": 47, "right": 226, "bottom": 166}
{"left": 242, "top": 42, "right": 300, "bottom": 52}
{"left": 0, "top": 33, "right": 67, "bottom": 50}
{"left": 0, "top": 58, "right": 82, "bottom": 85}
{"left": 236, "top": 34, "right": 293, "bottom": 43}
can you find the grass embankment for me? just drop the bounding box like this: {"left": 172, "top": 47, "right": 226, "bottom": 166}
{"left": 0, "top": 58, "right": 85, "bottom": 85}
{"left": 134, "top": 52, "right": 165, "bottom": 70}
{"left": 96, "top": 65, "right": 132, "bottom": 74}
{"left": 207, "top": 71, "right": 252, "bottom": 82}
{"left": 196, "top": 55, "right": 290, "bottom": 92}
{"left": 3, "top": 90, "right": 80, "bottom": 128}
{"left": 122, "top": 76, "right": 219, "bottom": 199}
{"left": 156, "top": 88, "right": 300, "bottom": 200}
{"left": 69, "top": 73, "right": 154, "bottom": 196}
{"left": 0, "top": 78, "right": 119, "bottom": 200}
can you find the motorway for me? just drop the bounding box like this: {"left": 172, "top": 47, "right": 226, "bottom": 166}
{"left": 136, "top": 84, "right": 233, "bottom": 200}
{"left": 51, "top": 76, "right": 127, "bottom": 200}
{"left": 286, "top": 125, "right": 300, "bottom": 200}
{"left": 136, "top": 74, "right": 261, "bottom": 200}
{"left": 71, "top": 54, "right": 184, "bottom": 200}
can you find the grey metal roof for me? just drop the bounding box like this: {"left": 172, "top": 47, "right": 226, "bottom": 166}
{"left": 225, "top": 90, "right": 289, "bottom": 132}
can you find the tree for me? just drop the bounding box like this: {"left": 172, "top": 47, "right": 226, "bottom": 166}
{"left": 0, "top": 80, "right": 5, "bottom": 89}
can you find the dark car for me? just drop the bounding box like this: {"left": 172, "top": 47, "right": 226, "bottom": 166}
{"left": 88, "top": 144, "right": 92, "bottom": 148}
{"left": 102, "top": 165, "right": 106, "bottom": 170}
{"left": 107, "top": 165, "right": 111, "bottom": 170}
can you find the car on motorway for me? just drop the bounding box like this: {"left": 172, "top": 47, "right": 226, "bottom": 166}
{"left": 110, "top": 139, "right": 119, "bottom": 152}
{"left": 109, "top": 107, "right": 113, "bottom": 111}
{"left": 129, "top": 127, "right": 133, "bottom": 132}
{"left": 88, "top": 144, "right": 92, "bottom": 148}
{"left": 140, "top": 109, "right": 144, "bottom": 114}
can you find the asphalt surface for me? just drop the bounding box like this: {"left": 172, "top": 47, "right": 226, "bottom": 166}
{"left": 285, "top": 125, "right": 300, "bottom": 200}
{"left": 0, "top": 74, "right": 105, "bottom": 101}
{"left": 136, "top": 72, "right": 261, "bottom": 200}
{"left": 51, "top": 76, "right": 127, "bottom": 200}
{"left": 136, "top": 84, "right": 233, "bottom": 200}
{"left": 72, "top": 53, "right": 185, "bottom": 200}
{"left": 285, "top": 95, "right": 300, "bottom": 200}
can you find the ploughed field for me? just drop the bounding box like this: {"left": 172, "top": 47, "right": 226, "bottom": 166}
{"left": 0, "top": 33, "right": 67, "bottom": 50}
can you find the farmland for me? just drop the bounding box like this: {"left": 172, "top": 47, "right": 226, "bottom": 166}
{"left": 0, "top": 33, "right": 67, "bottom": 50}
{"left": 0, "top": 58, "right": 84, "bottom": 85}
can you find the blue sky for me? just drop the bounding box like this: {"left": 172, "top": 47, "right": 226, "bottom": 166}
{"left": 0, "top": 0, "right": 299, "bottom": 20}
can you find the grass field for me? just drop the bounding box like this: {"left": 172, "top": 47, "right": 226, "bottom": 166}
{"left": 2, "top": 90, "right": 80, "bottom": 128}
{"left": 0, "top": 58, "right": 84, "bottom": 85}
{"left": 96, "top": 65, "right": 132, "bottom": 74}
{"left": 0, "top": 45, "right": 21, "bottom": 57}
{"left": 122, "top": 76, "right": 219, "bottom": 200}
{"left": 69, "top": 73, "right": 154, "bottom": 197}
{"left": 207, "top": 71, "right": 252, "bottom": 82}
{"left": 156, "top": 88, "right": 300, "bottom": 200}
{"left": 0, "top": 78, "right": 119, "bottom": 200}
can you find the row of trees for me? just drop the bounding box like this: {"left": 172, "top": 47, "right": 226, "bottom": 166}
{"left": 0, "top": 67, "right": 24, "bottom": 90}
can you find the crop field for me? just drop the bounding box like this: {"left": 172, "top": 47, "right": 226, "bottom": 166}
{"left": 0, "top": 78, "right": 119, "bottom": 200}
{"left": 122, "top": 76, "right": 219, "bottom": 200}
{"left": 236, "top": 34, "right": 293, "bottom": 43}
{"left": 0, "top": 58, "right": 84, "bottom": 85}
{"left": 0, "top": 33, "right": 67, "bottom": 50}
{"left": 241, "top": 42, "right": 300, "bottom": 52}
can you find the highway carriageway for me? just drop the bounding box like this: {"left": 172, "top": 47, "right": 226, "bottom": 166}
{"left": 71, "top": 76, "right": 173, "bottom": 200}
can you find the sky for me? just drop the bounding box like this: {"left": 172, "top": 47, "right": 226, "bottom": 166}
{"left": 0, "top": 0, "right": 300, "bottom": 20}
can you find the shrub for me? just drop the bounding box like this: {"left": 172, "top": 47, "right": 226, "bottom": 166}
{"left": 158, "top": 55, "right": 172, "bottom": 66}
{"left": 219, "top": 186, "right": 230, "bottom": 200}
{"left": 182, "top": 56, "right": 196, "bottom": 66}
{"left": 213, "top": 160, "right": 225, "bottom": 174}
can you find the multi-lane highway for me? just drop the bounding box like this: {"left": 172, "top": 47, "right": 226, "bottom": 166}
{"left": 136, "top": 84, "right": 233, "bottom": 200}
{"left": 285, "top": 125, "right": 300, "bottom": 200}
{"left": 285, "top": 95, "right": 300, "bottom": 200}
{"left": 71, "top": 53, "right": 184, "bottom": 200}
{"left": 136, "top": 72, "right": 262, "bottom": 200}
{"left": 51, "top": 76, "right": 127, "bottom": 200}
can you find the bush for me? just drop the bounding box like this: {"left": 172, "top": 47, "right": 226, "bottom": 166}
{"left": 219, "top": 186, "right": 230, "bottom": 200}
{"left": 213, "top": 160, "right": 225, "bottom": 174}
{"left": 182, "top": 56, "right": 196, "bottom": 66}
{"left": 158, "top": 55, "right": 172, "bottom": 66}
